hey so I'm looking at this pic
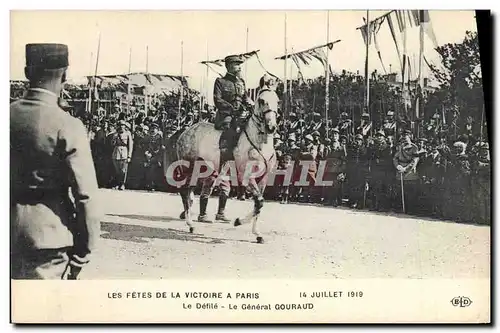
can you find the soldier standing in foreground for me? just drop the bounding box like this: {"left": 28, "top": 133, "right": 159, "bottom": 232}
{"left": 10, "top": 43, "right": 101, "bottom": 279}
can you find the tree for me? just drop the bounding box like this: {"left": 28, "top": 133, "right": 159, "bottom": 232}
{"left": 425, "top": 31, "right": 484, "bottom": 137}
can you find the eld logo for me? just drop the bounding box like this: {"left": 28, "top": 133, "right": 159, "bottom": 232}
{"left": 451, "top": 296, "right": 472, "bottom": 307}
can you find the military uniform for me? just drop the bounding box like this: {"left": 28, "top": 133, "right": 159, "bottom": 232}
{"left": 144, "top": 124, "right": 165, "bottom": 191}
{"left": 128, "top": 124, "right": 149, "bottom": 190}
{"left": 337, "top": 113, "right": 353, "bottom": 142}
{"left": 368, "top": 131, "right": 393, "bottom": 211}
{"left": 356, "top": 113, "right": 372, "bottom": 138}
{"left": 471, "top": 143, "right": 490, "bottom": 225}
{"left": 322, "top": 130, "right": 346, "bottom": 206}
{"left": 198, "top": 55, "right": 252, "bottom": 223}
{"left": 392, "top": 131, "right": 420, "bottom": 214}
{"left": 444, "top": 142, "right": 472, "bottom": 222}
{"left": 346, "top": 134, "right": 369, "bottom": 208}
{"left": 10, "top": 44, "right": 100, "bottom": 279}
{"left": 111, "top": 121, "right": 134, "bottom": 190}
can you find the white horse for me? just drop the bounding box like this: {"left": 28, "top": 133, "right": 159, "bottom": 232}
{"left": 163, "top": 83, "right": 279, "bottom": 244}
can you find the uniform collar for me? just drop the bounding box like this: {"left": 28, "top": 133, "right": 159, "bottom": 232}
{"left": 225, "top": 72, "right": 240, "bottom": 81}
{"left": 24, "top": 88, "right": 59, "bottom": 104}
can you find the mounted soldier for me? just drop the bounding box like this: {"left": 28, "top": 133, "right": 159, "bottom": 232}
{"left": 195, "top": 54, "right": 254, "bottom": 223}
{"left": 214, "top": 54, "right": 254, "bottom": 166}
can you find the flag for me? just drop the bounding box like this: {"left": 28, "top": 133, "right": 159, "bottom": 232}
{"left": 200, "top": 50, "right": 258, "bottom": 67}
{"left": 275, "top": 40, "right": 340, "bottom": 73}
{"left": 386, "top": 12, "right": 403, "bottom": 71}
{"left": 360, "top": 16, "right": 388, "bottom": 74}
{"left": 412, "top": 10, "right": 439, "bottom": 49}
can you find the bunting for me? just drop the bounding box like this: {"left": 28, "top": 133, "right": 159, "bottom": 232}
{"left": 200, "top": 50, "right": 259, "bottom": 68}
{"left": 275, "top": 40, "right": 340, "bottom": 76}
{"left": 360, "top": 16, "right": 388, "bottom": 74}
{"left": 200, "top": 50, "right": 279, "bottom": 80}
{"left": 411, "top": 10, "right": 439, "bottom": 48}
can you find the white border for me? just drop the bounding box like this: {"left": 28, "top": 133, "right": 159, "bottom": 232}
{"left": 2, "top": 1, "right": 497, "bottom": 331}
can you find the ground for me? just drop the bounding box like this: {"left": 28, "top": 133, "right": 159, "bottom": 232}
{"left": 81, "top": 189, "right": 490, "bottom": 279}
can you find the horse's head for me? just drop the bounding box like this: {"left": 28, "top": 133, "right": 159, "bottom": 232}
{"left": 254, "top": 76, "right": 279, "bottom": 134}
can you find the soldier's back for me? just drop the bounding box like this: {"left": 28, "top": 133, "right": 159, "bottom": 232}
{"left": 11, "top": 90, "right": 95, "bottom": 251}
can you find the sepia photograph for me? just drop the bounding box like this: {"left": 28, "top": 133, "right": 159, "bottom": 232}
{"left": 9, "top": 8, "right": 491, "bottom": 323}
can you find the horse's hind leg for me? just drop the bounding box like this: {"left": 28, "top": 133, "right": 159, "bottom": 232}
{"left": 180, "top": 187, "right": 194, "bottom": 233}
{"left": 251, "top": 195, "right": 264, "bottom": 244}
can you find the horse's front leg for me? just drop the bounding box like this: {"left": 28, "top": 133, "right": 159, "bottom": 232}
{"left": 234, "top": 176, "right": 265, "bottom": 244}
{"left": 180, "top": 187, "right": 194, "bottom": 233}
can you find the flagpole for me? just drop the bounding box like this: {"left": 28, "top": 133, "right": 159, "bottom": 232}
{"left": 289, "top": 47, "right": 293, "bottom": 107}
{"left": 128, "top": 47, "right": 132, "bottom": 115}
{"left": 206, "top": 42, "right": 209, "bottom": 108}
{"left": 86, "top": 52, "right": 93, "bottom": 113}
{"left": 93, "top": 32, "right": 101, "bottom": 113}
{"left": 245, "top": 26, "right": 249, "bottom": 82}
{"left": 325, "top": 10, "right": 330, "bottom": 139}
{"left": 364, "top": 10, "right": 371, "bottom": 126}
{"left": 145, "top": 45, "right": 149, "bottom": 116}
{"left": 178, "top": 41, "right": 184, "bottom": 128}
{"left": 284, "top": 12, "right": 288, "bottom": 121}
{"left": 417, "top": 10, "right": 425, "bottom": 137}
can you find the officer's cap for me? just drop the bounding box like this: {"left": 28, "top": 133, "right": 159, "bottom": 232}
{"left": 375, "top": 129, "right": 385, "bottom": 137}
{"left": 25, "top": 43, "right": 69, "bottom": 69}
{"left": 274, "top": 133, "right": 281, "bottom": 139}
{"left": 355, "top": 134, "right": 364, "bottom": 140}
{"left": 386, "top": 111, "right": 394, "bottom": 116}
{"left": 332, "top": 127, "right": 340, "bottom": 133}
{"left": 289, "top": 112, "right": 297, "bottom": 118}
{"left": 312, "top": 130, "right": 320, "bottom": 136}
{"left": 402, "top": 129, "right": 412, "bottom": 136}
{"left": 432, "top": 113, "right": 440, "bottom": 119}
{"left": 305, "top": 134, "right": 314, "bottom": 141}
{"left": 419, "top": 137, "right": 428, "bottom": 143}
{"left": 312, "top": 112, "right": 321, "bottom": 117}
{"left": 225, "top": 55, "right": 244, "bottom": 65}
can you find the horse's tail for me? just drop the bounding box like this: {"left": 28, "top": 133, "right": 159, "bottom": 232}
{"left": 163, "top": 131, "right": 183, "bottom": 190}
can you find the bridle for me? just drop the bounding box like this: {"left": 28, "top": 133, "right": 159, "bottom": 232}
{"left": 250, "top": 88, "right": 278, "bottom": 132}
{"left": 243, "top": 87, "right": 277, "bottom": 172}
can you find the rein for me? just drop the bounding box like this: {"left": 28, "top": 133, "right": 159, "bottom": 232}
{"left": 243, "top": 89, "right": 277, "bottom": 174}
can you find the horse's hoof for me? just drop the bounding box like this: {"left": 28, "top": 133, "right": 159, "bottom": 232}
{"left": 234, "top": 218, "right": 242, "bottom": 227}
{"left": 180, "top": 211, "right": 186, "bottom": 220}
{"left": 189, "top": 227, "right": 194, "bottom": 234}
{"left": 256, "top": 236, "right": 264, "bottom": 244}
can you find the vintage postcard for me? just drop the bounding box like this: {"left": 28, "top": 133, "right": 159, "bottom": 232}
{"left": 10, "top": 9, "right": 490, "bottom": 323}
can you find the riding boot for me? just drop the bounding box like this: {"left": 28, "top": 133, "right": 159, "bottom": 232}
{"left": 197, "top": 197, "right": 212, "bottom": 223}
{"left": 215, "top": 195, "right": 231, "bottom": 223}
